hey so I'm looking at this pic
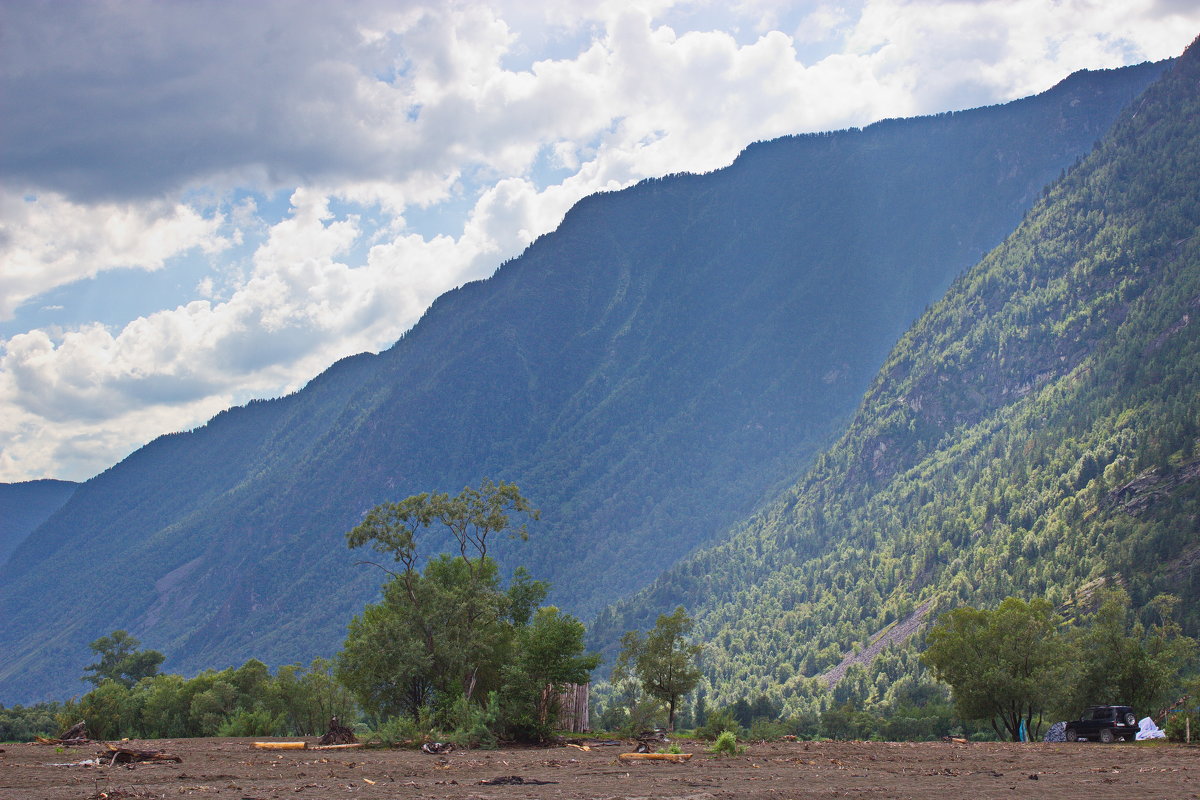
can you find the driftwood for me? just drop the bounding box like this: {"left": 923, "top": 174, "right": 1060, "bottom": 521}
{"left": 317, "top": 716, "right": 357, "bottom": 746}
{"left": 477, "top": 776, "right": 558, "bottom": 785}
{"left": 35, "top": 736, "right": 91, "bottom": 746}
{"left": 105, "top": 744, "right": 182, "bottom": 764}
{"left": 619, "top": 752, "right": 693, "bottom": 762}
{"left": 253, "top": 741, "right": 307, "bottom": 750}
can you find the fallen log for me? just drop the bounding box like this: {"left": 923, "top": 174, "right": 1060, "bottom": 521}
{"left": 619, "top": 752, "right": 693, "bottom": 762}
{"left": 310, "top": 743, "right": 364, "bottom": 751}
{"left": 253, "top": 741, "right": 308, "bottom": 750}
{"left": 105, "top": 744, "right": 182, "bottom": 764}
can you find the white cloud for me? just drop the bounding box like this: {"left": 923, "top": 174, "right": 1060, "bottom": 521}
{"left": 2, "top": 0, "right": 1199, "bottom": 482}
{"left": 0, "top": 190, "right": 229, "bottom": 320}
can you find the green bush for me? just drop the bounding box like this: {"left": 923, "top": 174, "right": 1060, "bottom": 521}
{"left": 1164, "top": 711, "right": 1197, "bottom": 743}
{"left": 708, "top": 730, "right": 743, "bottom": 756}
{"left": 216, "top": 709, "right": 283, "bottom": 737}
{"left": 695, "top": 707, "right": 742, "bottom": 740}
{"left": 370, "top": 715, "right": 422, "bottom": 746}
{"left": 439, "top": 694, "right": 498, "bottom": 749}
{"left": 748, "top": 718, "right": 791, "bottom": 741}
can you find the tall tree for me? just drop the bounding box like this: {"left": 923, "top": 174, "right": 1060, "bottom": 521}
{"left": 1067, "top": 588, "right": 1197, "bottom": 715}
{"left": 613, "top": 606, "right": 703, "bottom": 730}
{"left": 345, "top": 479, "right": 538, "bottom": 701}
{"left": 921, "top": 598, "right": 1073, "bottom": 740}
{"left": 82, "top": 630, "right": 164, "bottom": 688}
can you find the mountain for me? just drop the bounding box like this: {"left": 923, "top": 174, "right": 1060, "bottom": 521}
{"left": 592, "top": 36, "right": 1200, "bottom": 712}
{"left": 0, "top": 480, "right": 76, "bottom": 568}
{"left": 0, "top": 60, "right": 1168, "bottom": 703}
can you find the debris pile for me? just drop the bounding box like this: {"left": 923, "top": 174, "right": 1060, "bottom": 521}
{"left": 104, "top": 744, "right": 182, "bottom": 765}
{"left": 317, "top": 716, "right": 357, "bottom": 746}
{"left": 35, "top": 720, "right": 91, "bottom": 745}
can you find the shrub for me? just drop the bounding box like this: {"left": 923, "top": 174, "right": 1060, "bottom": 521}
{"left": 695, "top": 707, "right": 742, "bottom": 740}
{"left": 441, "top": 694, "right": 498, "bottom": 749}
{"left": 217, "top": 709, "right": 282, "bottom": 737}
{"left": 708, "top": 730, "right": 743, "bottom": 756}
{"left": 370, "top": 715, "right": 422, "bottom": 747}
{"left": 1164, "top": 710, "right": 1197, "bottom": 743}
{"left": 748, "top": 718, "right": 791, "bottom": 741}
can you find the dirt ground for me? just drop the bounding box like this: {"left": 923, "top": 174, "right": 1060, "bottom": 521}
{"left": 2, "top": 737, "right": 1196, "bottom": 800}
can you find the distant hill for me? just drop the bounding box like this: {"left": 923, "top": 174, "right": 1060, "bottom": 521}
{"left": 592, "top": 37, "right": 1200, "bottom": 712}
{"left": 0, "top": 480, "right": 76, "bottom": 568}
{"left": 0, "top": 58, "right": 1168, "bottom": 703}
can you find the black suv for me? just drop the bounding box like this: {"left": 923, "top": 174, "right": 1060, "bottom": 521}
{"left": 1064, "top": 706, "right": 1139, "bottom": 743}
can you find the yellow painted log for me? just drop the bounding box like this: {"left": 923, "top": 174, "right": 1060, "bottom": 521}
{"left": 618, "top": 752, "right": 693, "bottom": 762}
{"left": 253, "top": 741, "right": 308, "bottom": 750}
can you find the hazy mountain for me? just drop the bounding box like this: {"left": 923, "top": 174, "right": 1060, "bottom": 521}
{"left": 0, "top": 480, "right": 76, "bottom": 568}
{"left": 592, "top": 37, "right": 1200, "bottom": 711}
{"left": 0, "top": 58, "right": 1167, "bottom": 703}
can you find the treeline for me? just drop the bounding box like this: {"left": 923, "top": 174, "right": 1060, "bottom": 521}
{"left": 924, "top": 591, "right": 1197, "bottom": 741}
{"left": 0, "top": 658, "right": 352, "bottom": 742}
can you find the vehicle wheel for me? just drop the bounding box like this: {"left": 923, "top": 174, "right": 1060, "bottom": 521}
{"left": 1100, "top": 728, "right": 1115, "bottom": 743}
{"left": 1124, "top": 713, "right": 1137, "bottom": 726}
{"left": 1064, "top": 726, "right": 1077, "bottom": 742}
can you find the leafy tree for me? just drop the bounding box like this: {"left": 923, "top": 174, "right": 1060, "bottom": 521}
{"left": 498, "top": 606, "right": 600, "bottom": 740}
{"left": 340, "top": 480, "right": 600, "bottom": 740}
{"left": 1066, "top": 588, "right": 1197, "bottom": 716}
{"left": 336, "top": 554, "right": 505, "bottom": 717}
{"left": 613, "top": 606, "right": 703, "bottom": 730}
{"left": 921, "top": 597, "right": 1073, "bottom": 740}
{"left": 82, "top": 630, "right": 164, "bottom": 688}
{"left": 345, "top": 479, "right": 539, "bottom": 701}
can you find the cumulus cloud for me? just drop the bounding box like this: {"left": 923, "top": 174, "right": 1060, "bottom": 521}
{"left": 2, "top": 0, "right": 1199, "bottom": 482}
{"left": 0, "top": 191, "right": 229, "bottom": 320}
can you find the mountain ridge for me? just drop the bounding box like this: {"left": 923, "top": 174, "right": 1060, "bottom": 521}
{"left": 590, "top": 37, "right": 1200, "bottom": 712}
{"left": 0, "top": 479, "right": 77, "bottom": 569}
{"left": 0, "top": 58, "right": 1170, "bottom": 703}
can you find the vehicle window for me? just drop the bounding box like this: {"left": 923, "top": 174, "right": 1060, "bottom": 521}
{"left": 1093, "top": 709, "right": 1109, "bottom": 720}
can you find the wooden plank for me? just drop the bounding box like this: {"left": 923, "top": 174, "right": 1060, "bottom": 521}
{"left": 253, "top": 741, "right": 308, "bottom": 750}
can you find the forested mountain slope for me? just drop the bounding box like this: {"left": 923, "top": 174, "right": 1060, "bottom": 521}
{"left": 0, "top": 480, "right": 76, "bottom": 568}
{"left": 592, "top": 36, "right": 1200, "bottom": 712}
{"left": 0, "top": 60, "right": 1166, "bottom": 703}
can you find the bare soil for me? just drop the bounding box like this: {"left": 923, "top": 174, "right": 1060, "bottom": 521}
{"left": 2, "top": 737, "right": 1196, "bottom": 799}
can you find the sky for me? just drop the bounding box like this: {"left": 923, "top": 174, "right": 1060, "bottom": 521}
{"left": 1, "top": 1, "right": 1198, "bottom": 484}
